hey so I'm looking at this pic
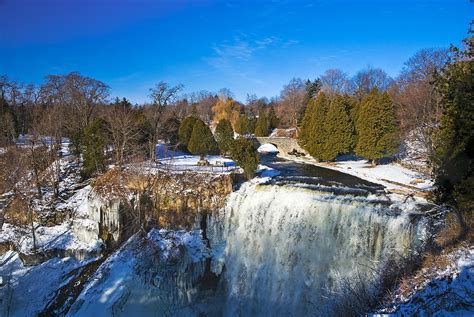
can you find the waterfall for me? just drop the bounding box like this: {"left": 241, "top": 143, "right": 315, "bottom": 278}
{"left": 209, "top": 183, "right": 428, "bottom": 316}
{"left": 68, "top": 180, "right": 429, "bottom": 316}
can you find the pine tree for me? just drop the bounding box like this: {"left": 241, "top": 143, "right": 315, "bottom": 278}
{"left": 305, "top": 78, "right": 322, "bottom": 100}
{"left": 254, "top": 109, "right": 270, "bottom": 137}
{"left": 248, "top": 115, "right": 257, "bottom": 135}
{"left": 160, "top": 116, "right": 181, "bottom": 145}
{"left": 0, "top": 98, "right": 16, "bottom": 146}
{"left": 235, "top": 114, "right": 250, "bottom": 135}
{"left": 321, "top": 95, "right": 355, "bottom": 160}
{"left": 83, "top": 118, "right": 106, "bottom": 177}
{"left": 215, "top": 119, "right": 234, "bottom": 156}
{"left": 432, "top": 34, "right": 474, "bottom": 218}
{"left": 187, "top": 119, "right": 218, "bottom": 157}
{"left": 178, "top": 116, "right": 197, "bottom": 150}
{"left": 230, "top": 137, "right": 259, "bottom": 179}
{"left": 299, "top": 92, "right": 330, "bottom": 160}
{"left": 355, "top": 89, "right": 398, "bottom": 163}
{"left": 268, "top": 105, "right": 279, "bottom": 130}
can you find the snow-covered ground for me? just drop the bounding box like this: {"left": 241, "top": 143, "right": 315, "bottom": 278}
{"left": 328, "top": 160, "right": 432, "bottom": 190}
{"left": 155, "top": 143, "right": 237, "bottom": 172}
{"left": 156, "top": 154, "right": 238, "bottom": 173}
{"left": 68, "top": 229, "right": 211, "bottom": 316}
{"left": 158, "top": 155, "right": 235, "bottom": 166}
{"left": 373, "top": 246, "right": 474, "bottom": 316}
{"left": 0, "top": 221, "right": 101, "bottom": 256}
{"left": 1, "top": 175, "right": 101, "bottom": 257}
{"left": 0, "top": 250, "right": 97, "bottom": 317}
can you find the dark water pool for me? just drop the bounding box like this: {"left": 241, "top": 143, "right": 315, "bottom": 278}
{"left": 259, "top": 154, "right": 385, "bottom": 195}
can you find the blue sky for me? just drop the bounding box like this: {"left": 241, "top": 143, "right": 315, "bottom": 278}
{"left": 0, "top": 0, "right": 472, "bottom": 103}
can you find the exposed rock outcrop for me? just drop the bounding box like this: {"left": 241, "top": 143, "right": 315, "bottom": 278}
{"left": 88, "top": 168, "right": 235, "bottom": 245}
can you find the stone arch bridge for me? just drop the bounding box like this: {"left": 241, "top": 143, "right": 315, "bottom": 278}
{"left": 251, "top": 137, "right": 308, "bottom": 157}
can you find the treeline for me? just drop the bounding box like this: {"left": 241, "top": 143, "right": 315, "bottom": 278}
{"left": 0, "top": 45, "right": 464, "bottom": 170}
{"left": 0, "top": 75, "right": 263, "bottom": 183}
{"left": 304, "top": 32, "right": 473, "bottom": 232}
{"left": 299, "top": 89, "right": 398, "bottom": 163}
{"left": 0, "top": 30, "right": 472, "bottom": 225}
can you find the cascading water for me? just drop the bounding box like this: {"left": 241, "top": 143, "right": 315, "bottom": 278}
{"left": 208, "top": 182, "right": 428, "bottom": 316}
{"left": 66, "top": 159, "right": 430, "bottom": 316}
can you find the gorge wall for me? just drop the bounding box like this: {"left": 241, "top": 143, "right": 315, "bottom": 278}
{"left": 79, "top": 169, "right": 235, "bottom": 246}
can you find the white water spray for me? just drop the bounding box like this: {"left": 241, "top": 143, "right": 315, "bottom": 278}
{"left": 209, "top": 183, "right": 427, "bottom": 315}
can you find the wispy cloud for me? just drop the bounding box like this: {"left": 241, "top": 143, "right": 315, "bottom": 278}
{"left": 207, "top": 35, "right": 297, "bottom": 71}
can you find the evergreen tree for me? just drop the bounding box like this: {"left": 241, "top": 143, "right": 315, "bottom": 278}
{"left": 322, "top": 95, "right": 355, "bottom": 160}
{"left": 305, "top": 78, "right": 322, "bottom": 100}
{"left": 0, "top": 98, "right": 16, "bottom": 146}
{"left": 178, "top": 116, "right": 197, "bottom": 150}
{"left": 230, "top": 137, "right": 259, "bottom": 179}
{"left": 160, "top": 116, "right": 181, "bottom": 145}
{"left": 235, "top": 114, "right": 250, "bottom": 135}
{"left": 248, "top": 114, "right": 257, "bottom": 135}
{"left": 215, "top": 119, "right": 234, "bottom": 156}
{"left": 268, "top": 105, "right": 279, "bottom": 130}
{"left": 83, "top": 118, "right": 106, "bottom": 177}
{"left": 432, "top": 34, "right": 474, "bottom": 220}
{"left": 355, "top": 89, "right": 398, "bottom": 163}
{"left": 187, "top": 119, "right": 218, "bottom": 157}
{"left": 299, "top": 92, "right": 330, "bottom": 160}
{"left": 254, "top": 109, "right": 270, "bottom": 137}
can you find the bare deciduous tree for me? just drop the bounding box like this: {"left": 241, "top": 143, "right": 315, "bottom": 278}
{"left": 148, "top": 82, "right": 183, "bottom": 160}
{"left": 275, "top": 78, "right": 307, "bottom": 128}
{"left": 39, "top": 72, "right": 109, "bottom": 158}
{"left": 105, "top": 99, "right": 140, "bottom": 171}
{"left": 352, "top": 67, "right": 392, "bottom": 99}
{"left": 320, "top": 69, "right": 351, "bottom": 97}
{"left": 390, "top": 48, "right": 449, "bottom": 161}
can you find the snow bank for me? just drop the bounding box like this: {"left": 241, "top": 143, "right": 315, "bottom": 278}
{"left": 0, "top": 221, "right": 101, "bottom": 256}
{"left": 0, "top": 251, "right": 90, "bottom": 317}
{"left": 257, "top": 143, "right": 279, "bottom": 153}
{"left": 254, "top": 164, "right": 280, "bottom": 183}
{"left": 375, "top": 247, "right": 474, "bottom": 316}
{"left": 158, "top": 155, "right": 234, "bottom": 166}
{"left": 333, "top": 160, "right": 432, "bottom": 189}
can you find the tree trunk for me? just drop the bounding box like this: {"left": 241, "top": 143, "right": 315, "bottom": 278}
{"left": 28, "top": 205, "right": 37, "bottom": 252}
{"left": 0, "top": 210, "right": 4, "bottom": 232}
{"left": 33, "top": 167, "right": 43, "bottom": 200}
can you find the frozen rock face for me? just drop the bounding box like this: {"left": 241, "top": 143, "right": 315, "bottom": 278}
{"left": 68, "top": 230, "right": 217, "bottom": 317}
{"left": 81, "top": 169, "right": 235, "bottom": 245}
{"left": 71, "top": 185, "right": 122, "bottom": 246}
{"left": 208, "top": 183, "right": 429, "bottom": 315}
